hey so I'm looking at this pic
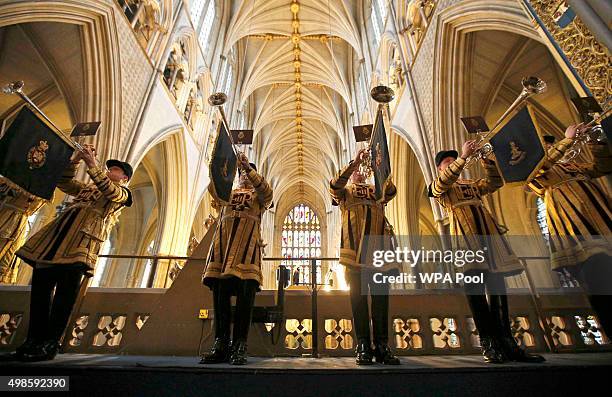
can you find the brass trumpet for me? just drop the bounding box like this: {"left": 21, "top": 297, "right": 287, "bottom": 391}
{"left": 559, "top": 106, "right": 611, "bottom": 163}
{"left": 208, "top": 91, "right": 239, "bottom": 156}
{"left": 464, "top": 76, "right": 547, "bottom": 168}
{"left": 2, "top": 80, "right": 84, "bottom": 151}
{"left": 359, "top": 85, "right": 395, "bottom": 178}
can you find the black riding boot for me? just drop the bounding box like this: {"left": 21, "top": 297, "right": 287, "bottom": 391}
{"left": 9, "top": 267, "right": 82, "bottom": 362}
{"left": 371, "top": 288, "right": 399, "bottom": 365}
{"left": 200, "top": 282, "right": 232, "bottom": 364}
{"left": 466, "top": 293, "right": 504, "bottom": 363}
{"left": 230, "top": 280, "right": 258, "bottom": 365}
{"left": 579, "top": 254, "right": 612, "bottom": 337}
{"left": 348, "top": 269, "right": 373, "bottom": 365}
{"left": 489, "top": 294, "right": 545, "bottom": 363}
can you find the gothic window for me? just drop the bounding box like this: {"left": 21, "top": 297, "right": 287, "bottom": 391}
{"left": 118, "top": 0, "right": 139, "bottom": 21}
{"left": 535, "top": 197, "right": 549, "bottom": 245}
{"left": 190, "top": 0, "right": 206, "bottom": 24}
{"left": 281, "top": 204, "right": 322, "bottom": 286}
{"left": 537, "top": 196, "right": 579, "bottom": 288}
{"left": 23, "top": 212, "right": 39, "bottom": 238}
{"left": 223, "top": 65, "right": 233, "bottom": 95}
{"left": 139, "top": 240, "right": 157, "bottom": 288}
{"left": 370, "top": 0, "right": 387, "bottom": 48}
{"left": 356, "top": 71, "right": 366, "bottom": 114}
{"left": 91, "top": 228, "right": 118, "bottom": 287}
{"left": 91, "top": 239, "right": 112, "bottom": 287}
{"left": 198, "top": 0, "right": 216, "bottom": 52}
{"left": 375, "top": 0, "right": 387, "bottom": 22}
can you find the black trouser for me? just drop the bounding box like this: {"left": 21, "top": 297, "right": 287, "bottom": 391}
{"left": 26, "top": 266, "right": 84, "bottom": 344}
{"left": 346, "top": 268, "right": 390, "bottom": 344}
{"left": 211, "top": 277, "right": 259, "bottom": 343}
{"left": 576, "top": 254, "right": 612, "bottom": 337}
{"left": 464, "top": 272, "right": 511, "bottom": 339}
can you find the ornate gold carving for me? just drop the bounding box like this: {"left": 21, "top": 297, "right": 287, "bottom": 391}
{"left": 529, "top": 1, "right": 611, "bottom": 103}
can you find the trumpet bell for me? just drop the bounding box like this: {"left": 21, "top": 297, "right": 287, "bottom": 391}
{"left": 2, "top": 80, "right": 24, "bottom": 94}
{"left": 208, "top": 92, "right": 227, "bottom": 106}
{"left": 370, "top": 85, "right": 395, "bottom": 103}
{"left": 521, "top": 76, "right": 547, "bottom": 95}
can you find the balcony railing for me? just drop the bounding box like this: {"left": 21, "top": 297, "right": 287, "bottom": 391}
{"left": 0, "top": 256, "right": 609, "bottom": 357}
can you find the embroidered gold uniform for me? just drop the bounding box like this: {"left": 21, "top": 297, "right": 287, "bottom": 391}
{"left": 527, "top": 138, "right": 612, "bottom": 270}
{"left": 329, "top": 162, "right": 399, "bottom": 273}
{"left": 203, "top": 168, "right": 273, "bottom": 288}
{"left": 430, "top": 158, "right": 522, "bottom": 275}
{"left": 0, "top": 178, "right": 47, "bottom": 283}
{"left": 16, "top": 163, "right": 132, "bottom": 270}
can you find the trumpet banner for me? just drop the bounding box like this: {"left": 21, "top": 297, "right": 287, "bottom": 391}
{"left": 0, "top": 106, "right": 74, "bottom": 200}
{"left": 489, "top": 106, "right": 545, "bottom": 185}
{"left": 209, "top": 121, "right": 237, "bottom": 203}
{"left": 370, "top": 108, "right": 391, "bottom": 200}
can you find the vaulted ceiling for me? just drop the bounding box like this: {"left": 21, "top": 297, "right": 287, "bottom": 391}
{"left": 466, "top": 30, "right": 579, "bottom": 136}
{"left": 0, "top": 22, "right": 83, "bottom": 131}
{"left": 226, "top": 0, "right": 363, "bottom": 211}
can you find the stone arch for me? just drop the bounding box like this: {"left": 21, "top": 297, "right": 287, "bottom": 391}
{"left": 108, "top": 130, "right": 190, "bottom": 288}
{"left": 432, "top": 1, "right": 580, "bottom": 288}
{"left": 0, "top": 1, "right": 123, "bottom": 160}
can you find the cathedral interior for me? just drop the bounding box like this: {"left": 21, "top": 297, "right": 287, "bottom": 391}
{"left": 0, "top": 0, "right": 611, "bottom": 395}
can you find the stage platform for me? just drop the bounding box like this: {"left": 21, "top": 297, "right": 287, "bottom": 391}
{"left": 2, "top": 352, "right": 611, "bottom": 396}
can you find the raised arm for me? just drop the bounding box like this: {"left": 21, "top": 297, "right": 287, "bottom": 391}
{"left": 80, "top": 145, "right": 131, "bottom": 205}
{"left": 329, "top": 161, "right": 356, "bottom": 202}
{"left": 476, "top": 158, "right": 504, "bottom": 195}
{"left": 539, "top": 124, "right": 591, "bottom": 172}
{"left": 329, "top": 148, "right": 367, "bottom": 202}
{"left": 56, "top": 161, "right": 88, "bottom": 196}
{"left": 539, "top": 137, "right": 575, "bottom": 172}
{"left": 246, "top": 168, "right": 273, "bottom": 209}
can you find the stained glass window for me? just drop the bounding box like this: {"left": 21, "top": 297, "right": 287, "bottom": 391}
{"left": 281, "top": 204, "right": 321, "bottom": 286}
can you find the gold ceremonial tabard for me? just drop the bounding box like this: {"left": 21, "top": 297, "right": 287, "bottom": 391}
{"left": 527, "top": 138, "right": 612, "bottom": 270}
{"left": 17, "top": 163, "right": 132, "bottom": 270}
{"left": 202, "top": 169, "right": 273, "bottom": 289}
{"left": 430, "top": 158, "right": 523, "bottom": 275}
{"left": 0, "top": 178, "right": 47, "bottom": 283}
{"left": 329, "top": 163, "right": 399, "bottom": 272}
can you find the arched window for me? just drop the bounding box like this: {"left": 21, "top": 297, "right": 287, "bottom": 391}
{"left": 535, "top": 197, "right": 549, "bottom": 245}
{"left": 356, "top": 72, "right": 366, "bottom": 114}
{"left": 198, "top": 0, "right": 216, "bottom": 52}
{"left": 190, "top": 0, "right": 206, "bottom": 24}
{"left": 370, "top": 0, "right": 387, "bottom": 48}
{"left": 223, "top": 65, "right": 233, "bottom": 95}
{"left": 536, "top": 196, "right": 579, "bottom": 288}
{"left": 375, "top": 0, "right": 388, "bottom": 22}
{"left": 140, "top": 240, "right": 157, "bottom": 288}
{"left": 281, "top": 204, "right": 322, "bottom": 286}
{"left": 91, "top": 239, "right": 112, "bottom": 287}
